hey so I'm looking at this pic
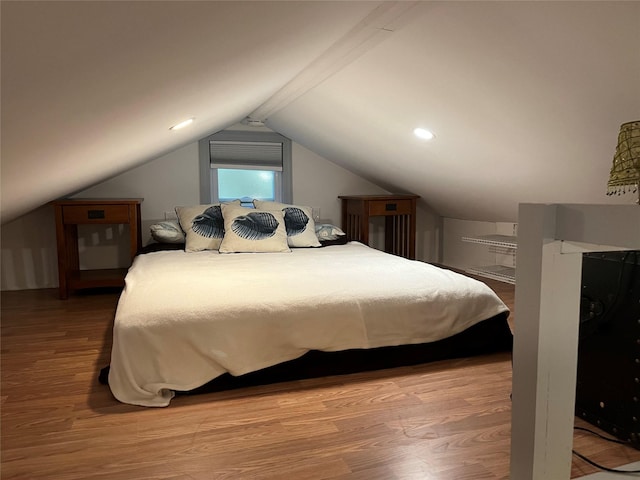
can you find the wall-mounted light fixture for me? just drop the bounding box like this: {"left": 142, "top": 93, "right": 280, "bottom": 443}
{"left": 607, "top": 120, "right": 640, "bottom": 204}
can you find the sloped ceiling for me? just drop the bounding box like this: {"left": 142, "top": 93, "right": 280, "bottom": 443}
{"left": 2, "top": 1, "right": 639, "bottom": 225}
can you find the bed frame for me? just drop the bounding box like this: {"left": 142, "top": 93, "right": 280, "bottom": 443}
{"left": 181, "top": 311, "right": 511, "bottom": 395}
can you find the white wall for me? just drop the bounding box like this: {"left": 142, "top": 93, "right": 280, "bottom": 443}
{"left": 1, "top": 138, "right": 409, "bottom": 290}
{"left": 72, "top": 142, "right": 201, "bottom": 246}
{"left": 2, "top": 128, "right": 511, "bottom": 291}
{"left": 291, "top": 143, "right": 386, "bottom": 226}
{"left": 0, "top": 205, "right": 58, "bottom": 290}
{"left": 417, "top": 203, "right": 442, "bottom": 264}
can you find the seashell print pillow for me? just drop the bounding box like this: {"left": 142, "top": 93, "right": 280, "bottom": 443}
{"left": 219, "top": 203, "right": 290, "bottom": 253}
{"left": 253, "top": 200, "right": 321, "bottom": 248}
{"left": 175, "top": 200, "right": 240, "bottom": 252}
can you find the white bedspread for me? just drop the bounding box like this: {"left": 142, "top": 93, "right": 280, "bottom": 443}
{"left": 108, "top": 242, "right": 509, "bottom": 406}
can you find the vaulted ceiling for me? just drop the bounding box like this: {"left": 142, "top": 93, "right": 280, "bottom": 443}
{"left": 2, "top": 1, "right": 639, "bottom": 225}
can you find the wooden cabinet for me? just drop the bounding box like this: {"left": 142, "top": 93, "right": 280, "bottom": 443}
{"left": 339, "top": 194, "right": 419, "bottom": 259}
{"left": 52, "top": 198, "right": 142, "bottom": 299}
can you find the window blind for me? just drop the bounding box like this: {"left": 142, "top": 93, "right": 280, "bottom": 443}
{"left": 209, "top": 141, "right": 283, "bottom": 171}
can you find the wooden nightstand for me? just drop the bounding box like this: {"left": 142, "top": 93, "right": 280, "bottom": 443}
{"left": 52, "top": 198, "right": 142, "bottom": 299}
{"left": 339, "top": 194, "right": 419, "bottom": 259}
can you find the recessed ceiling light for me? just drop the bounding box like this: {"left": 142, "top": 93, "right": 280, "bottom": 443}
{"left": 414, "top": 127, "right": 435, "bottom": 140}
{"left": 169, "top": 118, "right": 195, "bottom": 130}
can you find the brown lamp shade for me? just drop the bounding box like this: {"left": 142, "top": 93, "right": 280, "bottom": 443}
{"left": 607, "top": 120, "right": 640, "bottom": 198}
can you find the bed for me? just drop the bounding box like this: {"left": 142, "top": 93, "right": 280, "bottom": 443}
{"left": 107, "top": 236, "right": 511, "bottom": 407}
{"left": 106, "top": 201, "right": 511, "bottom": 406}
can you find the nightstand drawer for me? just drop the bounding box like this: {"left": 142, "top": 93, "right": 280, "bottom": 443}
{"left": 367, "top": 199, "right": 413, "bottom": 216}
{"left": 62, "top": 204, "right": 130, "bottom": 224}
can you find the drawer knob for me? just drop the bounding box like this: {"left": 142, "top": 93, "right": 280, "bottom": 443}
{"left": 385, "top": 203, "right": 397, "bottom": 211}
{"left": 87, "top": 209, "right": 105, "bottom": 219}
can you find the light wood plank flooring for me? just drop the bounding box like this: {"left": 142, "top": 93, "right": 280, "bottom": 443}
{"left": 1, "top": 276, "right": 639, "bottom": 479}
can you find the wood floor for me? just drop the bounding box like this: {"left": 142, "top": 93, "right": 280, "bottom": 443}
{"left": 2, "top": 276, "right": 639, "bottom": 479}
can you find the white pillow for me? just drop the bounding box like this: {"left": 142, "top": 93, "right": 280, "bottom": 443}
{"left": 149, "top": 220, "right": 185, "bottom": 244}
{"left": 315, "top": 223, "right": 346, "bottom": 241}
{"left": 175, "top": 200, "right": 240, "bottom": 252}
{"left": 253, "top": 200, "right": 321, "bottom": 248}
{"left": 219, "top": 203, "right": 290, "bottom": 253}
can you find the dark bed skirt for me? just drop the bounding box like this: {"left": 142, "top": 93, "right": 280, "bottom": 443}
{"left": 100, "top": 313, "right": 512, "bottom": 396}
{"left": 181, "top": 312, "right": 512, "bottom": 395}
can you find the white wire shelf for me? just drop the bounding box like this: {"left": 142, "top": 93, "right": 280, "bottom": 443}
{"left": 461, "top": 235, "right": 517, "bottom": 249}
{"left": 466, "top": 265, "right": 516, "bottom": 284}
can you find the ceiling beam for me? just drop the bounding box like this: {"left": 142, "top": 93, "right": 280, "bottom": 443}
{"left": 249, "top": 1, "right": 418, "bottom": 123}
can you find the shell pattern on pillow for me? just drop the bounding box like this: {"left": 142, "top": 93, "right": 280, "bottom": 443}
{"left": 231, "top": 212, "right": 279, "bottom": 240}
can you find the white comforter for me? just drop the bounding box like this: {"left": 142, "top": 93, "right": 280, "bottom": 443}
{"left": 108, "top": 242, "right": 509, "bottom": 406}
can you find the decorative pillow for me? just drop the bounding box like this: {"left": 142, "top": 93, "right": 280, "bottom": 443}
{"left": 315, "top": 223, "right": 346, "bottom": 241}
{"left": 149, "top": 220, "right": 185, "bottom": 244}
{"left": 175, "top": 200, "right": 240, "bottom": 252}
{"left": 253, "top": 200, "right": 321, "bottom": 248}
{"left": 219, "top": 203, "right": 290, "bottom": 253}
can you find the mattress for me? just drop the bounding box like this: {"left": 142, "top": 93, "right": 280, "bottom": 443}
{"left": 108, "top": 242, "right": 510, "bottom": 406}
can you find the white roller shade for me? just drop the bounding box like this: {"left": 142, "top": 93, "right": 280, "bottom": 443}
{"left": 210, "top": 141, "right": 283, "bottom": 171}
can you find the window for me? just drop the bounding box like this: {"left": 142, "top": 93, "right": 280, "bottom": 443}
{"left": 199, "top": 130, "right": 292, "bottom": 206}
{"left": 217, "top": 169, "right": 276, "bottom": 205}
